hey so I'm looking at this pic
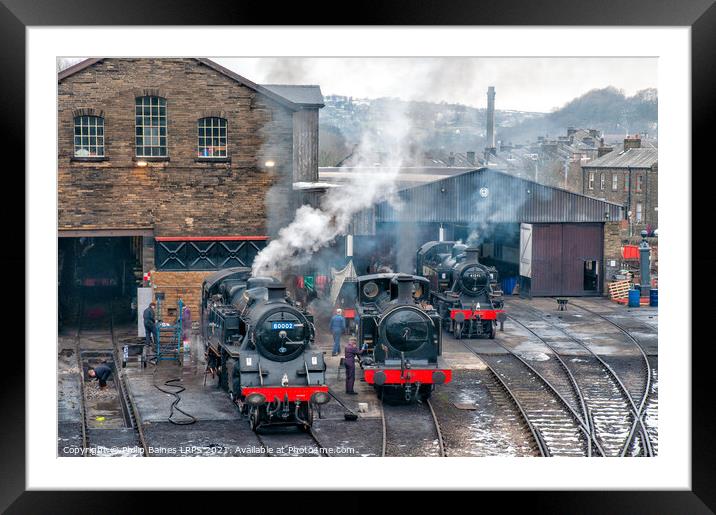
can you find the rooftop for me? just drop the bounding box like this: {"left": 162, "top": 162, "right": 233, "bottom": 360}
{"left": 582, "top": 147, "right": 658, "bottom": 169}
{"left": 58, "top": 58, "right": 324, "bottom": 110}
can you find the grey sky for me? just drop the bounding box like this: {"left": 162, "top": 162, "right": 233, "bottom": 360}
{"left": 213, "top": 57, "right": 657, "bottom": 113}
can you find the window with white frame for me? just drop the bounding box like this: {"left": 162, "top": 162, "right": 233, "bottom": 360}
{"left": 197, "top": 117, "right": 227, "bottom": 158}
{"left": 612, "top": 173, "right": 618, "bottom": 190}
{"left": 135, "top": 96, "right": 167, "bottom": 157}
{"left": 636, "top": 202, "right": 643, "bottom": 222}
{"left": 600, "top": 173, "right": 605, "bottom": 190}
{"left": 636, "top": 174, "right": 643, "bottom": 192}
{"left": 74, "top": 115, "right": 104, "bottom": 157}
{"left": 588, "top": 172, "right": 595, "bottom": 190}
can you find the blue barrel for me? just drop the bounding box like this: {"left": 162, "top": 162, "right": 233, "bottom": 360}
{"left": 502, "top": 277, "right": 517, "bottom": 295}
{"left": 628, "top": 289, "right": 641, "bottom": 307}
{"left": 649, "top": 289, "right": 658, "bottom": 307}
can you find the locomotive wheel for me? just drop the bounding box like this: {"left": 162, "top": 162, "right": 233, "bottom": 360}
{"left": 489, "top": 322, "right": 496, "bottom": 339}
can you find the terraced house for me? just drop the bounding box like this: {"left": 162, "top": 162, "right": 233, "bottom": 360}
{"left": 581, "top": 135, "right": 658, "bottom": 234}
{"left": 57, "top": 58, "right": 323, "bottom": 322}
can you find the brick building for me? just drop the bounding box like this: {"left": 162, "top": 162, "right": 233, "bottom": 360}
{"left": 581, "top": 135, "right": 658, "bottom": 233}
{"left": 57, "top": 58, "right": 323, "bottom": 322}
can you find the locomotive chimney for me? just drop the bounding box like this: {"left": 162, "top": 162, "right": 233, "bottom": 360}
{"left": 395, "top": 274, "right": 414, "bottom": 303}
{"left": 465, "top": 247, "right": 480, "bottom": 263}
{"left": 267, "top": 284, "right": 287, "bottom": 301}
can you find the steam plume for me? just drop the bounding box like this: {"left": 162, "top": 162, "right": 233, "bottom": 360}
{"left": 252, "top": 101, "right": 411, "bottom": 277}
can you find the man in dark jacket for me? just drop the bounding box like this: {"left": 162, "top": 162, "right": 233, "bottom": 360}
{"left": 88, "top": 363, "right": 113, "bottom": 388}
{"left": 344, "top": 336, "right": 366, "bottom": 395}
{"left": 143, "top": 302, "right": 156, "bottom": 347}
{"left": 329, "top": 308, "right": 346, "bottom": 356}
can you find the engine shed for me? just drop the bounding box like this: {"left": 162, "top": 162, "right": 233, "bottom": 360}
{"left": 58, "top": 58, "right": 323, "bottom": 323}
{"left": 353, "top": 167, "right": 624, "bottom": 297}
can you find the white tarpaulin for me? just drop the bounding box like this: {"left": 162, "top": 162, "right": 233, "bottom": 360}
{"left": 137, "top": 287, "right": 153, "bottom": 337}
{"left": 329, "top": 259, "right": 357, "bottom": 306}
{"left": 520, "top": 223, "right": 532, "bottom": 278}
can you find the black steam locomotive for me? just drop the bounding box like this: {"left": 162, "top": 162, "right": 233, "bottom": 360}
{"left": 417, "top": 241, "right": 504, "bottom": 339}
{"left": 354, "top": 273, "right": 452, "bottom": 402}
{"left": 201, "top": 267, "right": 328, "bottom": 431}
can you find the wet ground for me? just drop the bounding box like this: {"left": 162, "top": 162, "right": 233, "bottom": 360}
{"left": 58, "top": 295, "right": 657, "bottom": 457}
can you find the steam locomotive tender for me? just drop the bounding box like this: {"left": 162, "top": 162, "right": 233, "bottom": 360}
{"left": 201, "top": 268, "right": 328, "bottom": 431}
{"left": 355, "top": 273, "right": 452, "bottom": 402}
{"left": 417, "top": 241, "right": 505, "bottom": 339}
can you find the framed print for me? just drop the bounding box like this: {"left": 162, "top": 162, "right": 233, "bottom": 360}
{"left": 2, "top": 0, "right": 713, "bottom": 511}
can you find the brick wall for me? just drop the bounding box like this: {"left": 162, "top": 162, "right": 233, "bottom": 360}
{"left": 602, "top": 220, "right": 659, "bottom": 293}
{"left": 58, "top": 58, "right": 296, "bottom": 237}
{"left": 150, "top": 270, "right": 215, "bottom": 324}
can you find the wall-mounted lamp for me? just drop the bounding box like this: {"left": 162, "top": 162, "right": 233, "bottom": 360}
{"left": 264, "top": 160, "right": 276, "bottom": 168}
{"left": 136, "top": 160, "right": 148, "bottom": 168}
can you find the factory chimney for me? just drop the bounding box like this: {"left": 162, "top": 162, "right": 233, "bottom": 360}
{"left": 486, "top": 86, "right": 496, "bottom": 152}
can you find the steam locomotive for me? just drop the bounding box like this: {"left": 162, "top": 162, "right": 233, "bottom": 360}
{"left": 416, "top": 241, "right": 505, "bottom": 339}
{"left": 201, "top": 267, "right": 328, "bottom": 431}
{"left": 354, "top": 273, "right": 452, "bottom": 402}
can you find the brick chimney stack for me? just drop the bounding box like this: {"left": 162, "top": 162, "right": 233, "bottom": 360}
{"left": 486, "top": 86, "right": 496, "bottom": 151}
{"left": 624, "top": 134, "right": 642, "bottom": 151}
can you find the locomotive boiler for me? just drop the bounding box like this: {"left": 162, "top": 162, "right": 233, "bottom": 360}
{"left": 201, "top": 268, "right": 328, "bottom": 431}
{"left": 417, "top": 241, "right": 505, "bottom": 339}
{"left": 354, "top": 273, "right": 452, "bottom": 402}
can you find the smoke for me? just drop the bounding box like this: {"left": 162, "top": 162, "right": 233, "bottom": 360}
{"left": 253, "top": 100, "right": 412, "bottom": 278}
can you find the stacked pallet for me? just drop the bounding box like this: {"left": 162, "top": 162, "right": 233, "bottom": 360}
{"left": 607, "top": 280, "right": 631, "bottom": 301}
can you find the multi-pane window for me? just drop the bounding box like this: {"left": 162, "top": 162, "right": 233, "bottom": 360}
{"left": 197, "top": 117, "right": 228, "bottom": 158}
{"left": 588, "top": 172, "right": 595, "bottom": 190}
{"left": 624, "top": 172, "right": 629, "bottom": 192}
{"left": 636, "top": 202, "right": 643, "bottom": 222}
{"left": 600, "top": 173, "right": 605, "bottom": 190}
{"left": 135, "top": 96, "right": 167, "bottom": 157}
{"left": 636, "top": 174, "right": 643, "bottom": 192}
{"left": 74, "top": 116, "right": 104, "bottom": 157}
{"left": 612, "top": 173, "right": 618, "bottom": 191}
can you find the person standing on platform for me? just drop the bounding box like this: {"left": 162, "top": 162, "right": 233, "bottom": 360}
{"left": 143, "top": 302, "right": 156, "bottom": 348}
{"left": 329, "top": 308, "right": 346, "bottom": 356}
{"left": 344, "top": 336, "right": 366, "bottom": 394}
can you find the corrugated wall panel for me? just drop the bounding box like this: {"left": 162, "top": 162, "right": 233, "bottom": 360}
{"left": 374, "top": 168, "right": 622, "bottom": 224}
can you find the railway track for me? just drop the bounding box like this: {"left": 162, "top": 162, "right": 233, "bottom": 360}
{"left": 254, "top": 426, "right": 330, "bottom": 457}
{"left": 74, "top": 296, "right": 89, "bottom": 456}
{"left": 379, "top": 398, "right": 445, "bottom": 457}
{"left": 508, "top": 299, "right": 654, "bottom": 457}
{"left": 462, "top": 339, "right": 599, "bottom": 457}
{"left": 75, "top": 294, "right": 149, "bottom": 457}
{"left": 108, "top": 299, "right": 150, "bottom": 457}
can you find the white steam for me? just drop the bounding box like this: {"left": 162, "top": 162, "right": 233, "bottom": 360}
{"left": 252, "top": 102, "right": 412, "bottom": 277}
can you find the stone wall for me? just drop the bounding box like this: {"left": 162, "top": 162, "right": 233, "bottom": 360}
{"left": 582, "top": 164, "right": 658, "bottom": 230}
{"left": 58, "top": 58, "right": 296, "bottom": 238}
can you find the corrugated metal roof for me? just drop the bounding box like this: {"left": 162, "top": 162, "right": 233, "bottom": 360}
{"left": 318, "top": 166, "right": 474, "bottom": 189}
{"left": 375, "top": 168, "right": 623, "bottom": 224}
{"left": 582, "top": 147, "right": 657, "bottom": 169}
{"left": 262, "top": 84, "right": 324, "bottom": 107}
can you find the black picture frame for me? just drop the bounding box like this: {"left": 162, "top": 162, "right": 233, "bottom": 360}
{"left": 3, "top": 0, "right": 711, "bottom": 511}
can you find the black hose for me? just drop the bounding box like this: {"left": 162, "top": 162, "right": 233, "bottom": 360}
{"left": 153, "top": 378, "right": 197, "bottom": 425}
{"left": 327, "top": 388, "right": 359, "bottom": 421}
